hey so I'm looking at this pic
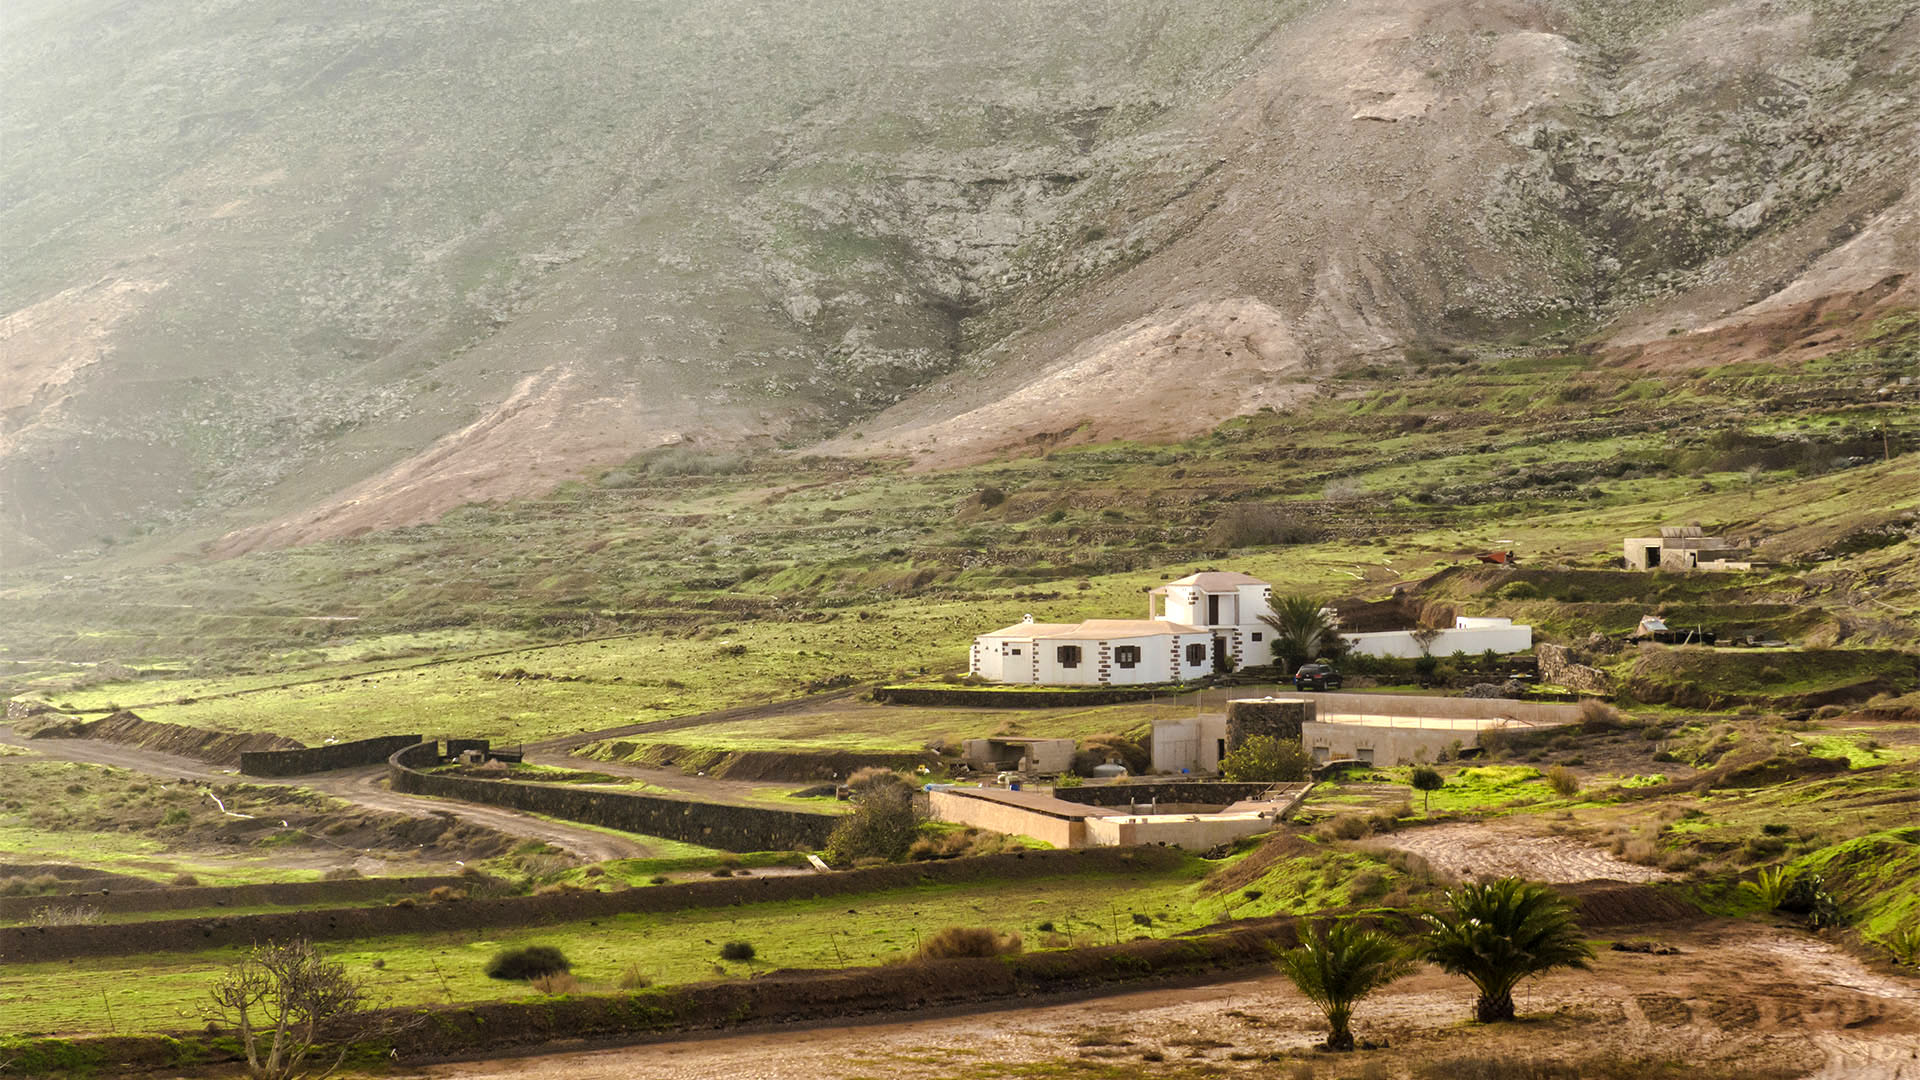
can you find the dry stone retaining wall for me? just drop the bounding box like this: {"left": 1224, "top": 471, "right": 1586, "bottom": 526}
{"left": 387, "top": 741, "right": 838, "bottom": 852}
{"left": 239, "top": 734, "right": 424, "bottom": 776}
{"left": 0, "top": 847, "right": 1186, "bottom": 963}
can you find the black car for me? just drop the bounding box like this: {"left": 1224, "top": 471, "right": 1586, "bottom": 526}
{"left": 1293, "top": 663, "right": 1343, "bottom": 691}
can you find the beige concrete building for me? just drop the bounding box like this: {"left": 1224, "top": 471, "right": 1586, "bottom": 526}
{"left": 927, "top": 783, "right": 1311, "bottom": 850}
{"left": 962, "top": 736, "right": 1076, "bottom": 774}
{"left": 1624, "top": 526, "right": 1752, "bottom": 571}
{"left": 1302, "top": 714, "right": 1565, "bottom": 767}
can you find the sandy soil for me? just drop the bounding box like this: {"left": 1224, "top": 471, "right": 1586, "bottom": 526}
{"left": 402, "top": 923, "right": 1919, "bottom": 1080}
{"left": 0, "top": 727, "right": 650, "bottom": 864}
{"left": 1373, "top": 820, "right": 1673, "bottom": 884}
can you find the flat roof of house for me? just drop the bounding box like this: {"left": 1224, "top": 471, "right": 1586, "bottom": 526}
{"left": 979, "top": 618, "right": 1206, "bottom": 639}
{"left": 978, "top": 622, "right": 1078, "bottom": 638}
{"left": 1034, "top": 618, "right": 1205, "bottom": 638}
{"left": 1154, "top": 571, "right": 1269, "bottom": 591}
{"left": 1308, "top": 714, "right": 1556, "bottom": 732}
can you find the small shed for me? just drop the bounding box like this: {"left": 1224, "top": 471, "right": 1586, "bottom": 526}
{"left": 963, "top": 736, "right": 1075, "bottom": 774}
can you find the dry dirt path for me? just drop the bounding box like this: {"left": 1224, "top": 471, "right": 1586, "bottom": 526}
{"left": 1372, "top": 820, "right": 1673, "bottom": 884}
{"left": 403, "top": 924, "right": 1920, "bottom": 1080}
{"left": 0, "top": 727, "right": 651, "bottom": 862}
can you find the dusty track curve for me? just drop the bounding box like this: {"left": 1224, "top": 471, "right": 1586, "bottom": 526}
{"left": 0, "top": 726, "right": 650, "bottom": 861}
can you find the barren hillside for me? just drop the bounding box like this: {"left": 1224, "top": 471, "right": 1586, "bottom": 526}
{"left": 2, "top": 0, "right": 1914, "bottom": 560}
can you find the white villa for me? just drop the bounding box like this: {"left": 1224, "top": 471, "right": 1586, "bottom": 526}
{"left": 970, "top": 571, "right": 1279, "bottom": 686}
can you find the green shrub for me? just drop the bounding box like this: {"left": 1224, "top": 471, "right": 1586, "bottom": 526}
{"left": 825, "top": 784, "right": 923, "bottom": 863}
{"left": 485, "top": 945, "right": 571, "bottom": 981}
{"left": 1220, "top": 735, "right": 1310, "bottom": 782}
{"left": 719, "top": 941, "right": 756, "bottom": 962}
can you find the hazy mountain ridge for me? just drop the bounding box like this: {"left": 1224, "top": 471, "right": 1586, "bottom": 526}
{"left": 2, "top": 0, "right": 1914, "bottom": 561}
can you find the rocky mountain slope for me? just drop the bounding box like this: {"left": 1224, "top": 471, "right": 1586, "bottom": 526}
{"left": 3, "top": 0, "right": 1914, "bottom": 562}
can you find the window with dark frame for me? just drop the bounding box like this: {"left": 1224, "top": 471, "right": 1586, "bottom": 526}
{"left": 1251, "top": 631, "right": 1263, "bottom": 642}
{"left": 1185, "top": 642, "right": 1206, "bottom": 666}
{"left": 1114, "top": 645, "right": 1141, "bottom": 669}
{"left": 1057, "top": 645, "right": 1082, "bottom": 668}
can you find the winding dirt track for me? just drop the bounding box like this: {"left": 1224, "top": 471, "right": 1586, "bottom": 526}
{"left": 405, "top": 925, "right": 1920, "bottom": 1080}
{"left": 0, "top": 726, "right": 649, "bottom": 862}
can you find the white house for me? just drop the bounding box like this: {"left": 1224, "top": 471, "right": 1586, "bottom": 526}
{"left": 1341, "top": 615, "right": 1533, "bottom": 659}
{"left": 970, "top": 617, "right": 1217, "bottom": 686}
{"left": 970, "top": 570, "right": 1281, "bottom": 687}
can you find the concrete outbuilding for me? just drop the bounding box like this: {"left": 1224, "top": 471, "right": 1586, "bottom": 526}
{"left": 962, "top": 736, "right": 1075, "bottom": 774}
{"left": 1624, "top": 526, "right": 1751, "bottom": 571}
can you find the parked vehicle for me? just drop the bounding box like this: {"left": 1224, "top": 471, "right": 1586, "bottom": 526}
{"left": 1293, "top": 663, "right": 1343, "bottom": 691}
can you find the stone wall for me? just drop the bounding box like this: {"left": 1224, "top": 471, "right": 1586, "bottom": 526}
{"left": 1537, "top": 644, "right": 1616, "bottom": 696}
{"left": 388, "top": 741, "right": 839, "bottom": 852}
{"left": 1051, "top": 782, "right": 1277, "bottom": 808}
{"left": 1226, "top": 697, "right": 1313, "bottom": 750}
{"left": 240, "top": 734, "right": 424, "bottom": 776}
{"left": 876, "top": 686, "right": 1161, "bottom": 708}
{"left": 0, "top": 873, "right": 468, "bottom": 921}
{"left": 1, "top": 846, "right": 1186, "bottom": 963}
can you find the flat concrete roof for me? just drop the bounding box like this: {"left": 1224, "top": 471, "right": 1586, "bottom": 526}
{"left": 934, "top": 786, "right": 1108, "bottom": 820}
{"left": 1309, "top": 714, "right": 1549, "bottom": 731}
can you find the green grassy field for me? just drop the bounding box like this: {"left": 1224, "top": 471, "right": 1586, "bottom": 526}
{"left": 0, "top": 860, "right": 1216, "bottom": 1037}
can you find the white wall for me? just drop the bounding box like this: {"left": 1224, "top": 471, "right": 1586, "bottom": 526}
{"left": 970, "top": 637, "right": 1033, "bottom": 682}
{"left": 1342, "top": 624, "right": 1532, "bottom": 659}
{"left": 1150, "top": 714, "right": 1228, "bottom": 774}
{"left": 1083, "top": 811, "right": 1273, "bottom": 850}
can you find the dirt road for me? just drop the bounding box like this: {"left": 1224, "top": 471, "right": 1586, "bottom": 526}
{"left": 0, "top": 727, "right": 650, "bottom": 862}
{"left": 1373, "top": 820, "right": 1673, "bottom": 884}
{"left": 405, "top": 924, "right": 1919, "bottom": 1079}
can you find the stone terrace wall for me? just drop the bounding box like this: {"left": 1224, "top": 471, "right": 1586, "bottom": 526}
{"left": 1, "top": 847, "right": 1186, "bottom": 962}
{"left": 240, "top": 734, "right": 424, "bottom": 776}
{"left": 1051, "top": 782, "right": 1277, "bottom": 808}
{"left": 876, "top": 686, "right": 1161, "bottom": 708}
{"left": 388, "top": 742, "right": 838, "bottom": 852}
{"left": 0, "top": 874, "right": 468, "bottom": 921}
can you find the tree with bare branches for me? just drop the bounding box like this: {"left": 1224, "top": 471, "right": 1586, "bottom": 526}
{"left": 207, "top": 939, "right": 367, "bottom": 1080}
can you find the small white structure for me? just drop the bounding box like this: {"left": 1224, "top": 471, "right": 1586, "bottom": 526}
{"left": 970, "top": 617, "right": 1217, "bottom": 686}
{"left": 1624, "top": 526, "right": 1751, "bottom": 572}
{"left": 1342, "top": 616, "right": 1533, "bottom": 659}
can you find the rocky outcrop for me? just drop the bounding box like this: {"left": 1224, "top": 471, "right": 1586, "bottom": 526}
{"left": 1537, "top": 644, "right": 1616, "bottom": 696}
{"left": 30, "top": 710, "right": 302, "bottom": 766}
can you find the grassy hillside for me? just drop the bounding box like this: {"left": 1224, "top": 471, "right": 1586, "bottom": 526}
{"left": 3, "top": 315, "right": 1914, "bottom": 746}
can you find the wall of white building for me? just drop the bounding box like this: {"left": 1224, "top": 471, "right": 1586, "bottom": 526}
{"left": 1150, "top": 715, "right": 1229, "bottom": 774}
{"left": 1342, "top": 622, "right": 1532, "bottom": 659}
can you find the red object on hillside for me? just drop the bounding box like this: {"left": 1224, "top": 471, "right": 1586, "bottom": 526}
{"left": 1474, "top": 550, "right": 1517, "bottom": 565}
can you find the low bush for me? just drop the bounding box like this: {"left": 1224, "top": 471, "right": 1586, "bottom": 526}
{"left": 485, "top": 945, "right": 571, "bottom": 981}
{"left": 915, "top": 926, "right": 1022, "bottom": 960}
{"left": 529, "top": 973, "right": 579, "bottom": 995}
{"left": 719, "top": 941, "right": 756, "bottom": 962}
{"left": 1545, "top": 765, "right": 1580, "bottom": 797}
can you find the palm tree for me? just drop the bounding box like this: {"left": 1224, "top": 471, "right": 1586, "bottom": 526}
{"left": 1421, "top": 878, "right": 1594, "bottom": 1022}
{"left": 1273, "top": 919, "right": 1416, "bottom": 1051}
{"left": 1260, "top": 594, "right": 1339, "bottom": 673}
